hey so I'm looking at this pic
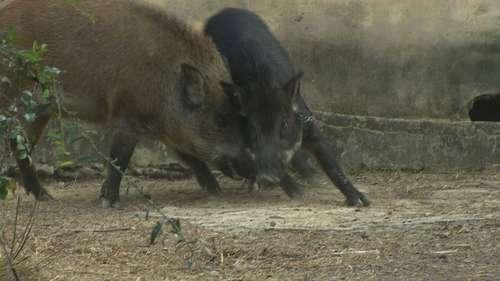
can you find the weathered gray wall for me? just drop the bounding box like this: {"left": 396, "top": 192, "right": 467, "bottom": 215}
{"left": 148, "top": 0, "right": 500, "bottom": 119}
{"left": 4, "top": 0, "right": 500, "bottom": 172}
{"left": 144, "top": 0, "right": 500, "bottom": 170}
{"left": 315, "top": 112, "right": 500, "bottom": 171}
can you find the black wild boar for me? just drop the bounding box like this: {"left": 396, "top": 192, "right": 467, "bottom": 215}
{"left": 468, "top": 93, "right": 500, "bottom": 121}
{"left": 204, "top": 8, "right": 369, "bottom": 206}
{"left": 0, "top": 0, "right": 249, "bottom": 207}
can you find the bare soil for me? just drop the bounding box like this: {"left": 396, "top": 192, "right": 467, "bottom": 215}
{"left": 1, "top": 170, "right": 499, "bottom": 280}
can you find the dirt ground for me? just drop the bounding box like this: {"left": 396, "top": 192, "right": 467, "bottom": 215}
{"left": 1, "top": 169, "right": 499, "bottom": 281}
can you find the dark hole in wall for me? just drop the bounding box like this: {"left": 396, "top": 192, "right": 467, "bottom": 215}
{"left": 468, "top": 92, "right": 500, "bottom": 121}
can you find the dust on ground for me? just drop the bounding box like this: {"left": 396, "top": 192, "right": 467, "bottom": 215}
{"left": 1, "top": 170, "right": 499, "bottom": 280}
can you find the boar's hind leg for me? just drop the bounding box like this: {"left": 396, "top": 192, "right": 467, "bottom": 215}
{"left": 280, "top": 173, "right": 305, "bottom": 199}
{"left": 176, "top": 152, "right": 221, "bottom": 196}
{"left": 290, "top": 148, "right": 315, "bottom": 179}
{"left": 10, "top": 104, "right": 53, "bottom": 199}
{"left": 100, "top": 131, "right": 138, "bottom": 208}
{"left": 303, "top": 124, "right": 370, "bottom": 207}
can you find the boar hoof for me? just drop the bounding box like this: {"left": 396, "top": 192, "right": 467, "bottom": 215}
{"left": 346, "top": 193, "right": 370, "bottom": 207}
{"left": 242, "top": 179, "right": 260, "bottom": 193}
{"left": 250, "top": 182, "right": 260, "bottom": 193}
{"left": 286, "top": 188, "right": 304, "bottom": 200}
{"left": 204, "top": 186, "right": 222, "bottom": 197}
{"left": 35, "top": 190, "right": 54, "bottom": 201}
{"left": 101, "top": 198, "right": 121, "bottom": 208}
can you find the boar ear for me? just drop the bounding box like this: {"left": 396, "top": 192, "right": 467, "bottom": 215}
{"left": 181, "top": 63, "right": 206, "bottom": 109}
{"left": 221, "top": 82, "right": 247, "bottom": 116}
{"left": 283, "top": 71, "right": 303, "bottom": 110}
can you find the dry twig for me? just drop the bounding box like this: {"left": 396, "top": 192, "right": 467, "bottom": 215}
{"left": 80, "top": 131, "right": 184, "bottom": 242}
{"left": 0, "top": 196, "right": 38, "bottom": 280}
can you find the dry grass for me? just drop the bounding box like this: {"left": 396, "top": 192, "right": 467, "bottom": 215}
{"left": 0, "top": 170, "right": 499, "bottom": 280}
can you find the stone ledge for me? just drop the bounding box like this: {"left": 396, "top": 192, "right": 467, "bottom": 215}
{"left": 314, "top": 111, "right": 500, "bottom": 170}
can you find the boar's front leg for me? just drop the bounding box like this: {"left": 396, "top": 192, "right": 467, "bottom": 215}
{"left": 10, "top": 103, "right": 53, "bottom": 200}
{"left": 175, "top": 151, "right": 221, "bottom": 196}
{"left": 100, "top": 131, "right": 138, "bottom": 208}
{"left": 303, "top": 124, "right": 370, "bottom": 207}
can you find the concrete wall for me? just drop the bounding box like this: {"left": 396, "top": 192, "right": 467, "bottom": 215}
{"left": 315, "top": 111, "right": 500, "bottom": 171}
{"left": 148, "top": 0, "right": 500, "bottom": 119}
{"left": 137, "top": 1, "right": 500, "bottom": 170}
{"left": 4, "top": 0, "right": 500, "bottom": 172}
{"left": 5, "top": 113, "right": 500, "bottom": 173}
{"left": 145, "top": 0, "right": 500, "bottom": 170}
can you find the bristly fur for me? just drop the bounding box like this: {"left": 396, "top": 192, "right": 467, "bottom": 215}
{"left": 0, "top": 0, "right": 230, "bottom": 116}
{"left": 0, "top": 0, "right": 252, "bottom": 203}
{"left": 0, "top": 0, "right": 15, "bottom": 10}
{"left": 130, "top": 1, "right": 227, "bottom": 77}
{"left": 0, "top": 0, "right": 242, "bottom": 161}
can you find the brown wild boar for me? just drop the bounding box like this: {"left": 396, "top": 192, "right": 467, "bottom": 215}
{"left": 0, "top": 0, "right": 250, "bottom": 207}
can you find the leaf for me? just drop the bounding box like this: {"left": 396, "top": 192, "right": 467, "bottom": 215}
{"left": 186, "top": 260, "right": 193, "bottom": 269}
{"left": 20, "top": 91, "right": 37, "bottom": 108}
{"left": 0, "top": 177, "right": 15, "bottom": 200}
{"left": 0, "top": 116, "right": 7, "bottom": 136}
{"left": 150, "top": 221, "right": 164, "bottom": 245}
{"left": 40, "top": 43, "right": 48, "bottom": 53}
{"left": 17, "top": 150, "right": 28, "bottom": 160}
{"left": 70, "top": 136, "right": 86, "bottom": 144}
{"left": 170, "top": 218, "right": 182, "bottom": 235}
{"left": 42, "top": 88, "right": 51, "bottom": 100}
{"left": 0, "top": 185, "right": 7, "bottom": 200}
{"left": 9, "top": 104, "right": 17, "bottom": 112}
{"left": 170, "top": 219, "right": 184, "bottom": 243}
{"left": 16, "top": 142, "right": 26, "bottom": 150}
{"left": 16, "top": 134, "right": 25, "bottom": 144}
{"left": 5, "top": 26, "right": 18, "bottom": 44}
{"left": 44, "top": 66, "right": 61, "bottom": 76}
{"left": 21, "top": 90, "right": 33, "bottom": 97}
{"left": 6, "top": 179, "right": 17, "bottom": 194}
{"left": 58, "top": 161, "right": 75, "bottom": 169}
{"left": 23, "top": 112, "right": 36, "bottom": 123}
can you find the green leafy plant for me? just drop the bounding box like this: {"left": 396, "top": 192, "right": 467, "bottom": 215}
{"left": 0, "top": 178, "right": 16, "bottom": 201}
{"left": 1, "top": 27, "right": 184, "bottom": 258}
{"left": 0, "top": 28, "right": 64, "bottom": 199}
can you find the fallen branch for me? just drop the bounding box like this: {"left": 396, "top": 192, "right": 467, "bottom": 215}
{"left": 431, "top": 249, "right": 459, "bottom": 255}
{"left": 332, "top": 249, "right": 380, "bottom": 256}
{"left": 0, "top": 196, "right": 38, "bottom": 281}
{"left": 80, "top": 131, "right": 184, "bottom": 243}
{"left": 0, "top": 234, "right": 20, "bottom": 281}
{"left": 71, "top": 227, "right": 131, "bottom": 233}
